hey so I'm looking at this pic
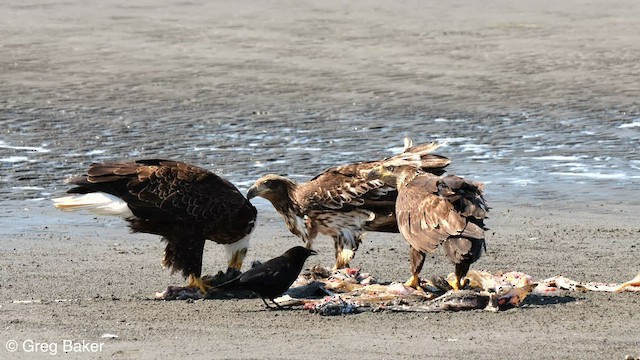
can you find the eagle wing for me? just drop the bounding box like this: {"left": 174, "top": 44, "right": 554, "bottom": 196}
{"left": 298, "top": 164, "right": 393, "bottom": 212}
{"left": 70, "top": 159, "right": 250, "bottom": 223}
{"left": 297, "top": 140, "right": 451, "bottom": 213}
{"left": 290, "top": 141, "right": 452, "bottom": 244}
{"left": 396, "top": 174, "right": 488, "bottom": 254}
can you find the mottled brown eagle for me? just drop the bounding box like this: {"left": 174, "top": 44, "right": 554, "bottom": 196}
{"left": 367, "top": 164, "right": 488, "bottom": 290}
{"left": 246, "top": 139, "right": 450, "bottom": 269}
{"left": 52, "top": 159, "right": 257, "bottom": 293}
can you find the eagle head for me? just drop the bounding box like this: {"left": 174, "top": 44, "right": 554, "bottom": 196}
{"left": 367, "top": 164, "right": 420, "bottom": 189}
{"left": 247, "top": 174, "right": 296, "bottom": 204}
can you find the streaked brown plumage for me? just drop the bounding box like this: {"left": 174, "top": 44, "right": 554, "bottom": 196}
{"left": 53, "top": 159, "right": 257, "bottom": 293}
{"left": 367, "top": 164, "right": 488, "bottom": 290}
{"left": 246, "top": 139, "right": 450, "bottom": 269}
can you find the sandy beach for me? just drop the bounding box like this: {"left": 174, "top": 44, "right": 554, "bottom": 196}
{"left": 1, "top": 0, "right": 639, "bottom": 359}
{"left": 2, "top": 202, "right": 639, "bottom": 359}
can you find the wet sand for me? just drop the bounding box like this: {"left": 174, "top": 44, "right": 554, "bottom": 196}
{"left": 1, "top": 0, "right": 640, "bottom": 359}
{"left": 1, "top": 202, "right": 639, "bottom": 359}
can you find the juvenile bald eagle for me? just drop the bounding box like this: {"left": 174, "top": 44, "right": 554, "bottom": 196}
{"left": 367, "top": 164, "right": 488, "bottom": 290}
{"left": 246, "top": 139, "right": 450, "bottom": 269}
{"left": 52, "top": 159, "right": 257, "bottom": 293}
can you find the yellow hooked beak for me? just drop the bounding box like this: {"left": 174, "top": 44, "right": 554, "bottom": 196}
{"left": 246, "top": 184, "right": 267, "bottom": 199}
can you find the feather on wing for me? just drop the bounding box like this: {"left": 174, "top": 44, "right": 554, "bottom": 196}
{"left": 396, "top": 173, "right": 487, "bottom": 254}
{"left": 73, "top": 160, "right": 248, "bottom": 223}
{"left": 296, "top": 139, "right": 450, "bottom": 213}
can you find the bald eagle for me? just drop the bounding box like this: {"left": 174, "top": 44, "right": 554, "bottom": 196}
{"left": 246, "top": 139, "right": 450, "bottom": 269}
{"left": 52, "top": 159, "right": 257, "bottom": 293}
{"left": 367, "top": 164, "right": 488, "bottom": 290}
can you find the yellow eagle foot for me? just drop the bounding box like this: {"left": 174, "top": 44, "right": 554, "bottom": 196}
{"left": 404, "top": 274, "right": 422, "bottom": 289}
{"left": 448, "top": 277, "right": 470, "bottom": 291}
{"left": 333, "top": 249, "right": 355, "bottom": 270}
{"left": 187, "top": 274, "right": 210, "bottom": 295}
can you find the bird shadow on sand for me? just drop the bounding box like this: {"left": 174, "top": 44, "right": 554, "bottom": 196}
{"left": 235, "top": 306, "right": 301, "bottom": 313}
{"left": 520, "top": 293, "right": 580, "bottom": 308}
{"left": 153, "top": 287, "right": 308, "bottom": 312}
{"left": 153, "top": 286, "right": 259, "bottom": 301}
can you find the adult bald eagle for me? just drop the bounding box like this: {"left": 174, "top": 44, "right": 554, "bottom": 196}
{"left": 367, "top": 164, "right": 488, "bottom": 290}
{"left": 52, "top": 159, "right": 257, "bottom": 293}
{"left": 246, "top": 139, "right": 450, "bottom": 269}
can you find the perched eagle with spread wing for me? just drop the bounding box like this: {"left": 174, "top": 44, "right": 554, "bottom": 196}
{"left": 52, "top": 159, "right": 257, "bottom": 293}
{"left": 246, "top": 139, "right": 450, "bottom": 269}
{"left": 367, "top": 164, "right": 488, "bottom": 290}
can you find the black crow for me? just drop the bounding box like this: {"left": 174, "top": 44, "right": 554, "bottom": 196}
{"left": 215, "top": 246, "right": 317, "bottom": 308}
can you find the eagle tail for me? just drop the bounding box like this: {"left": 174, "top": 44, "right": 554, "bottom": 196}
{"left": 52, "top": 193, "right": 133, "bottom": 217}
{"left": 385, "top": 139, "right": 451, "bottom": 175}
{"left": 442, "top": 236, "right": 484, "bottom": 265}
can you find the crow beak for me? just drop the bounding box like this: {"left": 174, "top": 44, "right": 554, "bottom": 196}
{"left": 309, "top": 249, "right": 318, "bottom": 256}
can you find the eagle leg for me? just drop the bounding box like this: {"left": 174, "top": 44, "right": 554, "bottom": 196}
{"left": 162, "top": 235, "right": 208, "bottom": 294}
{"left": 333, "top": 235, "right": 358, "bottom": 270}
{"left": 224, "top": 235, "right": 251, "bottom": 276}
{"left": 333, "top": 249, "right": 354, "bottom": 270}
{"left": 449, "top": 263, "right": 472, "bottom": 291}
{"left": 405, "top": 247, "right": 426, "bottom": 289}
{"left": 304, "top": 239, "right": 315, "bottom": 250}
{"left": 227, "top": 247, "right": 247, "bottom": 272}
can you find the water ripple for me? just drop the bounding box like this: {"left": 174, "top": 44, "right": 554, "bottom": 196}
{"left": 1, "top": 114, "right": 639, "bottom": 205}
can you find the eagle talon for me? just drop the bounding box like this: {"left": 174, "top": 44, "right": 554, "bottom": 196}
{"left": 187, "top": 274, "right": 210, "bottom": 295}
{"left": 404, "top": 274, "right": 422, "bottom": 289}
{"left": 462, "top": 278, "right": 470, "bottom": 289}
{"left": 448, "top": 277, "right": 469, "bottom": 291}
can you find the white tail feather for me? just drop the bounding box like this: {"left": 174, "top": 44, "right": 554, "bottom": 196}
{"left": 52, "top": 193, "right": 134, "bottom": 217}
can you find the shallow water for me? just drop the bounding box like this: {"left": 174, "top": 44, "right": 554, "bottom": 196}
{"left": 1, "top": 115, "right": 639, "bottom": 207}
{"left": 1, "top": 0, "right": 640, "bottom": 231}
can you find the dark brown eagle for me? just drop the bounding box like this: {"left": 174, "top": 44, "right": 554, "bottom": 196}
{"left": 246, "top": 139, "right": 450, "bottom": 269}
{"left": 367, "top": 164, "right": 488, "bottom": 290}
{"left": 52, "top": 159, "right": 257, "bottom": 293}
